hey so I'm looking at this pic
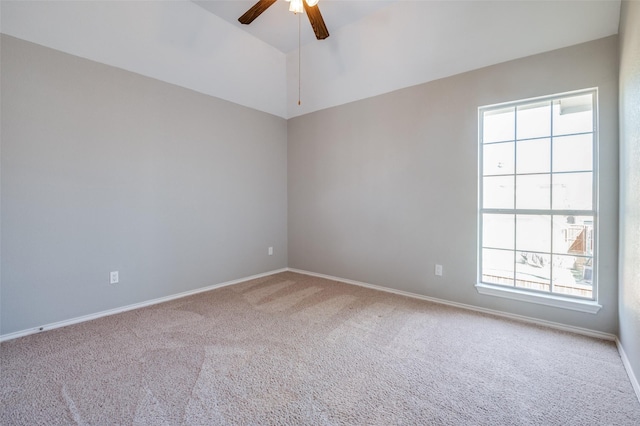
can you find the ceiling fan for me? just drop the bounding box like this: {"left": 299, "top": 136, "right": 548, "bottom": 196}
{"left": 238, "top": 0, "right": 330, "bottom": 40}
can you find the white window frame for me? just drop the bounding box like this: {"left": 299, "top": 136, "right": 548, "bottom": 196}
{"left": 476, "top": 88, "right": 602, "bottom": 314}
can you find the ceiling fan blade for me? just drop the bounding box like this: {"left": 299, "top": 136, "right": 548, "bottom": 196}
{"left": 303, "top": 2, "right": 330, "bottom": 40}
{"left": 238, "top": 0, "right": 278, "bottom": 25}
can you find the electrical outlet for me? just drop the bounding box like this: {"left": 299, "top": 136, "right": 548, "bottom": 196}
{"left": 110, "top": 271, "right": 119, "bottom": 284}
{"left": 268, "top": 247, "right": 274, "bottom": 256}
{"left": 435, "top": 264, "right": 443, "bottom": 276}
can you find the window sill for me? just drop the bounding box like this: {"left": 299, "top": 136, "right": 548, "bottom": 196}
{"left": 475, "top": 283, "right": 602, "bottom": 314}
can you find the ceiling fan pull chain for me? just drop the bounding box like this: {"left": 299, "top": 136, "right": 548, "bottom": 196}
{"left": 298, "top": 12, "right": 301, "bottom": 106}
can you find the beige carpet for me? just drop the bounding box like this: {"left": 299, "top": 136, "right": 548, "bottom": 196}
{"left": 2, "top": 271, "right": 639, "bottom": 425}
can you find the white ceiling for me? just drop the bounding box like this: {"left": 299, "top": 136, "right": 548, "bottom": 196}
{"left": 0, "top": 1, "right": 622, "bottom": 119}
{"left": 193, "top": 0, "right": 396, "bottom": 53}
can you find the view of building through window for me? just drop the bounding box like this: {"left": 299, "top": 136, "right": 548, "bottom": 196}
{"left": 479, "top": 90, "right": 596, "bottom": 300}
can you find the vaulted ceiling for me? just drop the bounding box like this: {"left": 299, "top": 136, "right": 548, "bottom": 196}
{"left": 194, "top": 1, "right": 396, "bottom": 53}
{"left": 1, "top": 1, "right": 621, "bottom": 119}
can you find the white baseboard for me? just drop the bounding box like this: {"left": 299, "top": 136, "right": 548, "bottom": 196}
{"left": 5, "top": 266, "right": 635, "bottom": 404}
{"left": 0, "top": 268, "right": 287, "bottom": 343}
{"left": 289, "top": 268, "right": 640, "bottom": 400}
{"left": 287, "top": 268, "right": 617, "bottom": 342}
{"left": 616, "top": 338, "right": 640, "bottom": 404}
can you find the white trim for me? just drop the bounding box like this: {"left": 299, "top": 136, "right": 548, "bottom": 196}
{"left": 287, "top": 268, "right": 615, "bottom": 341}
{"left": 0, "top": 268, "right": 287, "bottom": 343}
{"left": 479, "top": 87, "right": 599, "bottom": 111}
{"left": 616, "top": 338, "right": 640, "bottom": 404}
{"left": 4, "top": 266, "right": 633, "bottom": 400}
{"left": 475, "top": 283, "right": 602, "bottom": 314}
{"left": 478, "top": 88, "right": 600, "bottom": 311}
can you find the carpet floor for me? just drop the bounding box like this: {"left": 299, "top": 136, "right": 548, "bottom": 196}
{"left": 1, "top": 271, "right": 639, "bottom": 425}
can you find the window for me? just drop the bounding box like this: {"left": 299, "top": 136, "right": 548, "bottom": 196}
{"left": 477, "top": 89, "right": 600, "bottom": 313}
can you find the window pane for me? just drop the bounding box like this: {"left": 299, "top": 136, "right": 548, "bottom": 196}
{"left": 483, "top": 214, "right": 514, "bottom": 249}
{"left": 517, "top": 101, "right": 551, "bottom": 140}
{"left": 483, "top": 176, "right": 514, "bottom": 209}
{"left": 552, "top": 94, "right": 593, "bottom": 136}
{"left": 482, "top": 249, "right": 514, "bottom": 285}
{"left": 479, "top": 89, "right": 597, "bottom": 303}
{"left": 552, "top": 255, "right": 593, "bottom": 298}
{"left": 483, "top": 107, "right": 515, "bottom": 143}
{"left": 552, "top": 215, "right": 594, "bottom": 256}
{"left": 516, "top": 174, "right": 550, "bottom": 209}
{"left": 553, "top": 134, "right": 593, "bottom": 173}
{"left": 517, "top": 138, "right": 550, "bottom": 174}
{"left": 516, "top": 251, "right": 550, "bottom": 292}
{"left": 484, "top": 142, "right": 514, "bottom": 175}
{"left": 552, "top": 172, "right": 593, "bottom": 210}
{"left": 516, "top": 215, "right": 551, "bottom": 253}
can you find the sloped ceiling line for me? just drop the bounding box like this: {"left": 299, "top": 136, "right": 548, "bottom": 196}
{"left": 0, "top": 1, "right": 621, "bottom": 119}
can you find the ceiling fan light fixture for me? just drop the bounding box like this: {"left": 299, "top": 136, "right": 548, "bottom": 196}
{"left": 238, "top": 0, "right": 329, "bottom": 40}
{"left": 289, "top": 0, "right": 304, "bottom": 14}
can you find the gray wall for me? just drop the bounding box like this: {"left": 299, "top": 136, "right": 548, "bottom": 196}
{"left": 1, "top": 33, "right": 624, "bottom": 339}
{"left": 0, "top": 35, "right": 288, "bottom": 335}
{"left": 619, "top": 0, "right": 640, "bottom": 386}
{"left": 288, "top": 36, "right": 620, "bottom": 334}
